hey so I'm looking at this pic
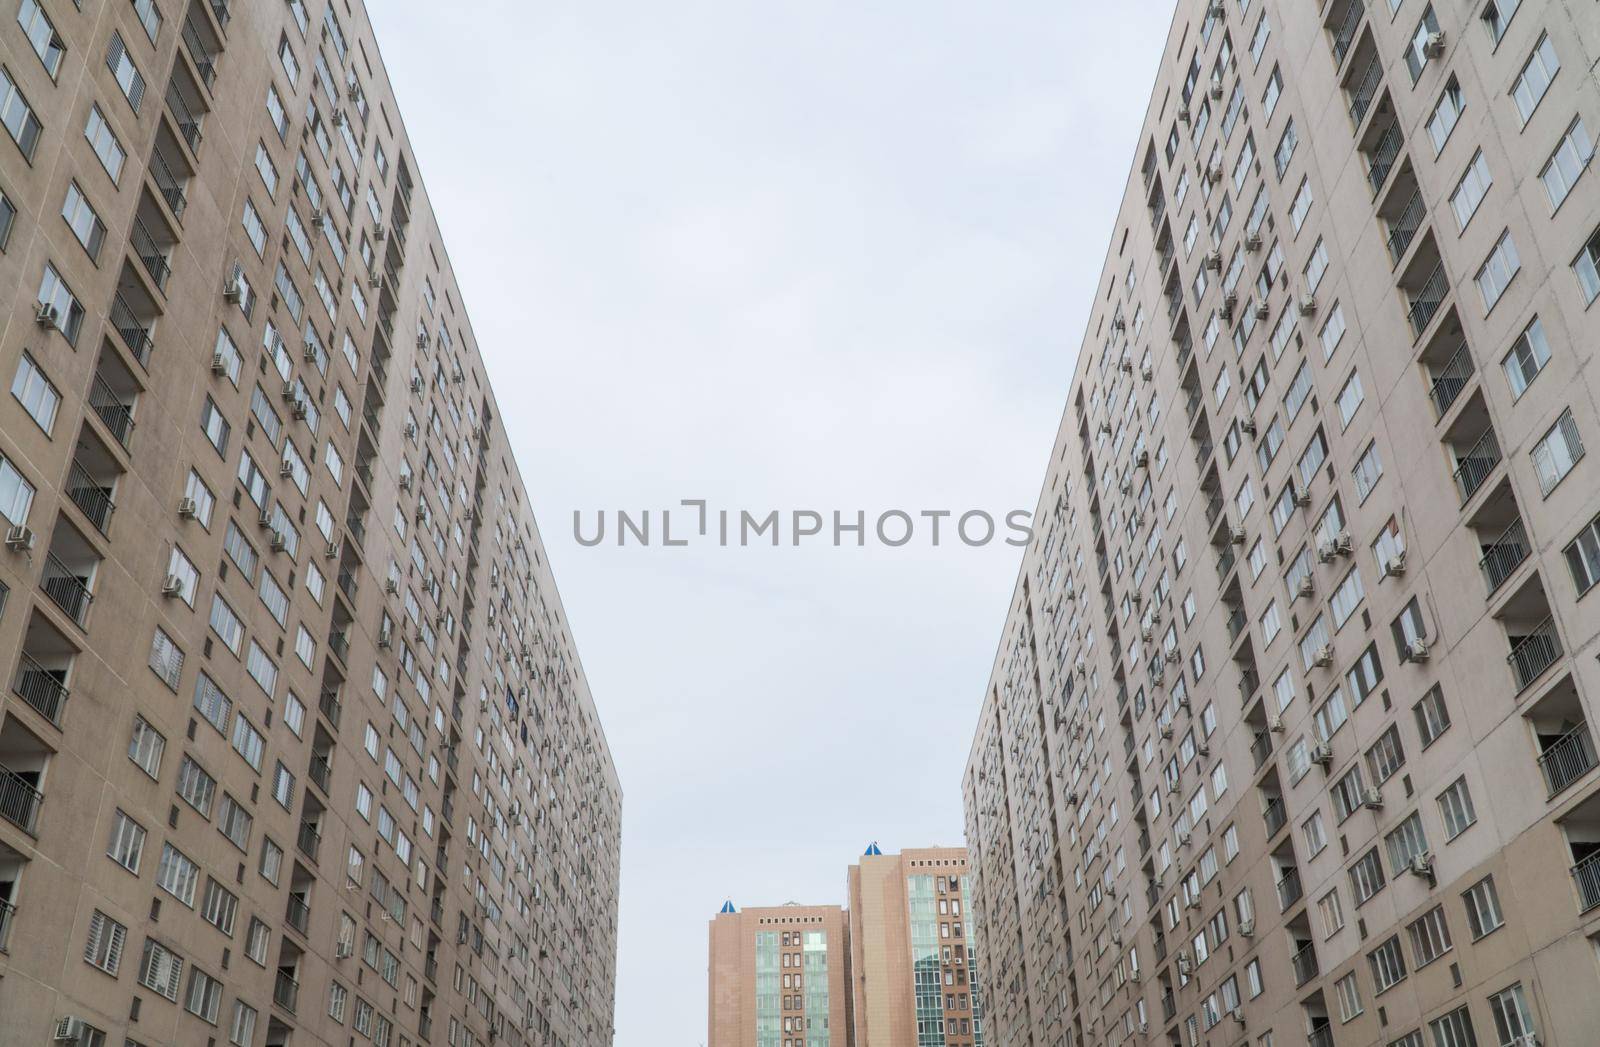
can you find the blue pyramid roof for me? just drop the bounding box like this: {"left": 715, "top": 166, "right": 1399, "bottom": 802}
{"left": 864, "top": 841, "right": 883, "bottom": 856}
{"left": 719, "top": 900, "right": 736, "bottom": 914}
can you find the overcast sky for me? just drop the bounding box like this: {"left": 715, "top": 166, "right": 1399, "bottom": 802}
{"left": 367, "top": 2, "right": 1173, "bottom": 1039}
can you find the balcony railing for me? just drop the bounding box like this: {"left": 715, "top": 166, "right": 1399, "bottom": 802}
{"left": 1204, "top": 494, "right": 1224, "bottom": 527}
{"left": 273, "top": 970, "right": 299, "bottom": 1013}
{"left": 1406, "top": 263, "right": 1448, "bottom": 338}
{"left": 12, "top": 653, "right": 68, "bottom": 727}
{"left": 1291, "top": 941, "right": 1319, "bottom": 986}
{"left": 109, "top": 293, "right": 154, "bottom": 368}
{"left": 1160, "top": 991, "right": 1177, "bottom": 1023}
{"left": 318, "top": 688, "right": 342, "bottom": 728}
{"left": 1479, "top": 518, "right": 1529, "bottom": 594}
{"left": 41, "top": 554, "right": 93, "bottom": 627}
{"left": 1226, "top": 607, "right": 1247, "bottom": 643}
{"left": 1347, "top": 58, "right": 1382, "bottom": 125}
{"left": 130, "top": 215, "right": 171, "bottom": 292}
{"left": 66, "top": 459, "right": 115, "bottom": 535}
{"left": 1452, "top": 427, "right": 1501, "bottom": 504}
{"left": 0, "top": 897, "right": 13, "bottom": 952}
{"left": 1277, "top": 866, "right": 1303, "bottom": 911}
{"left": 182, "top": 17, "right": 218, "bottom": 89}
{"left": 89, "top": 373, "right": 135, "bottom": 448}
{"left": 1309, "top": 1025, "right": 1336, "bottom": 1047}
{"left": 1386, "top": 190, "right": 1425, "bottom": 266}
{"left": 1428, "top": 342, "right": 1475, "bottom": 418}
{"left": 209, "top": 0, "right": 231, "bottom": 29}
{"left": 1216, "top": 545, "right": 1237, "bottom": 582}
{"left": 164, "top": 79, "right": 203, "bottom": 153}
{"left": 328, "top": 629, "right": 350, "bottom": 665}
{"left": 1365, "top": 122, "right": 1403, "bottom": 195}
{"left": 309, "top": 753, "right": 331, "bottom": 794}
{"left": 297, "top": 821, "right": 321, "bottom": 863}
{"left": 149, "top": 147, "right": 188, "bottom": 218}
{"left": 1508, "top": 617, "right": 1561, "bottom": 693}
{"left": 1329, "top": 0, "right": 1365, "bottom": 67}
{"left": 285, "top": 894, "right": 310, "bottom": 935}
{"left": 0, "top": 765, "right": 43, "bottom": 835}
{"left": 1251, "top": 730, "right": 1273, "bottom": 771}
{"left": 1571, "top": 849, "right": 1600, "bottom": 914}
{"left": 1538, "top": 724, "right": 1596, "bottom": 797}
{"left": 1263, "top": 797, "right": 1287, "bottom": 838}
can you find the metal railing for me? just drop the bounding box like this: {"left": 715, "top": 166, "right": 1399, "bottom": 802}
{"left": 1309, "top": 1025, "right": 1336, "bottom": 1047}
{"left": 309, "top": 754, "right": 331, "bottom": 794}
{"left": 1407, "top": 262, "right": 1448, "bottom": 338}
{"left": 296, "top": 822, "right": 321, "bottom": 863}
{"left": 1479, "top": 518, "right": 1529, "bottom": 594}
{"left": 1508, "top": 616, "right": 1561, "bottom": 692}
{"left": 1452, "top": 427, "right": 1501, "bottom": 504}
{"left": 1428, "top": 342, "right": 1475, "bottom": 418}
{"left": 318, "top": 688, "right": 342, "bottom": 728}
{"left": 1330, "top": 0, "right": 1365, "bottom": 67}
{"left": 1347, "top": 58, "right": 1382, "bottom": 125}
{"left": 41, "top": 554, "right": 93, "bottom": 627}
{"left": 1291, "top": 940, "right": 1319, "bottom": 986}
{"left": 1216, "top": 545, "right": 1237, "bottom": 582}
{"left": 89, "top": 372, "right": 135, "bottom": 447}
{"left": 0, "top": 765, "right": 43, "bottom": 835}
{"left": 209, "top": 0, "right": 231, "bottom": 29}
{"left": 1226, "top": 607, "right": 1247, "bottom": 642}
{"left": 164, "top": 78, "right": 203, "bottom": 153}
{"left": 1538, "top": 723, "right": 1596, "bottom": 797}
{"left": 1365, "top": 121, "right": 1403, "bottom": 195}
{"left": 1250, "top": 730, "right": 1273, "bottom": 770}
{"left": 1573, "top": 850, "right": 1600, "bottom": 913}
{"left": 149, "top": 146, "right": 188, "bottom": 218}
{"left": 130, "top": 214, "right": 172, "bottom": 292}
{"left": 1204, "top": 494, "right": 1224, "bottom": 527}
{"left": 182, "top": 17, "right": 218, "bottom": 89}
{"left": 0, "top": 897, "right": 13, "bottom": 952}
{"left": 285, "top": 894, "right": 310, "bottom": 934}
{"left": 1186, "top": 389, "right": 1203, "bottom": 421}
{"left": 273, "top": 970, "right": 299, "bottom": 1013}
{"left": 66, "top": 459, "right": 115, "bottom": 535}
{"left": 1277, "top": 866, "right": 1303, "bottom": 911}
{"left": 1386, "top": 190, "right": 1425, "bottom": 265}
{"left": 109, "top": 292, "right": 154, "bottom": 367}
{"left": 328, "top": 629, "right": 350, "bottom": 665}
{"left": 12, "top": 653, "right": 68, "bottom": 727}
{"left": 1263, "top": 797, "right": 1287, "bottom": 838}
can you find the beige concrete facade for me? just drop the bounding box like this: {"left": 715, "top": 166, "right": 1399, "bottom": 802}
{"left": 709, "top": 903, "right": 852, "bottom": 1047}
{"left": 847, "top": 847, "right": 983, "bottom": 1047}
{"left": 964, "top": 0, "right": 1600, "bottom": 1044}
{"left": 0, "top": 1, "right": 620, "bottom": 1045}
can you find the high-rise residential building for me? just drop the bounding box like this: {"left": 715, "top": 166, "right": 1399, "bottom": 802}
{"left": 709, "top": 901, "right": 851, "bottom": 1047}
{"left": 0, "top": 2, "right": 621, "bottom": 1045}
{"left": 963, "top": 0, "right": 1600, "bottom": 1042}
{"left": 846, "top": 845, "right": 985, "bottom": 1047}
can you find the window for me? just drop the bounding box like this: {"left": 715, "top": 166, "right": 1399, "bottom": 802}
{"left": 185, "top": 967, "right": 223, "bottom": 1024}
{"left": 200, "top": 397, "right": 231, "bottom": 456}
{"left": 1346, "top": 643, "right": 1384, "bottom": 705}
{"left": 201, "top": 877, "right": 238, "bottom": 935}
{"left": 208, "top": 593, "right": 243, "bottom": 654}
{"left": 245, "top": 917, "right": 270, "bottom": 965}
{"left": 107, "top": 809, "right": 146, "bottom": 872}
{"left": 1531, "top": 409, "right": 1583, "bottom": 495}
{"left": 1319, "top": 303, "right": 1345, "bottom": 358}
{"left": 84, "top": 105, "right": 126, "bottom": 181}
{"left": 232, "top": 715, "right": 265, "bottom": 771}
{"left": 1367, "top": 934, "right": 1408, "bottom": 993}
{"left": 1289, "top": 177, "right": 1313, "bottom": 232}
{"left": 106, "top": 32, "right": 147, "bottom": 111}
{"left": 218, "top": 793, "right": 252, "bottom": 851}
{"left": 1463, "top": 876, "right": 1504, "bottom": 939}
{"left": 1260, "top": 600, "right": 1281, "bottom": 645}
{"left": 1274, "top": 120, "right": 1298, "bottom": 179}
{"left": 1426, "top": 77, "right": 1466, "bottom": 155}
{"left": 1488, "top": 984, "right": 1537, "bottom": 1046}
{"left": 1407, "top": 905, "right": 1452, "bottom": 968}
{"left": 139, "top": 939, "right": 183, "bottom": 1000}
{"left": 1512, "top": 36, "right": 1559, "bottom": 125}
{"left": 1367, "top": 725, "right": 1406, "bottom": 785}
{"left": 0, "top": 65, "right": 43, "bottom": 159}
{"left": 61, "top": 183, "right": 108, "bottom": 260}
{"left": 19, "top": 0, "right": 66, "bottom": 78}
{"left": 1304, "top": 809, "right": 1328, "bottom": 857}
{"left": 259, "top": 837, "right": 283, "bottom": 885}
{"left": 128, "top": 715, "right": 165, "bottom": 778}
{"left": 11, "top": 353, "right": 59, "bottom": 434}
{"left": 329, "top": 981, "right": 349, "bottom": 1023}
{"left": 193, "top": 672, "right": 231, "bottom": 734}
{"left": 165, "top": 546, "right": 198, "bottom": 606}
{"left": 1392, "top": 595, "right": 1428, "bottom": 658}
{"left": 1333, "top": 765, "right": 1368, "bottom": 822}
{"left": 1353, "top": 441, "right": 1383, "bottom": 503}
{"left": 1336, "top": 371, "right": 1363, "bottom": 430}
{"left": 1262, "top": 65, "right": 1282, "bottom": 120}
{"left": 1335, "top": 972, "right": 1362, "bottom": 1022}
{"left": 1403, "top": 6, "right": 1441, "bottom": 83}
{"left": 229, "top": 1001, "right": 258, "bottom": 1047}
{"left": 1285, "top": 360, "right": 1313, "bottom": 420}
{"left": 1502, "top": 317, "right": 1551, "bottom": 399}
{"left": 177, "top": 755, "right": 216, "bottom": 816}
{"left": 1331, "top": 567, "right": 1365, "bottom": 628}
{"left": 133, "top": 0, "right": 163, "bottom": 42}
{"left": 1449, "top": 151, "right": 1492, "bottom": 230}
{"left": 1541, "top": 118, "right": 1593, "bottom": 210}
{"left": 1482, "top": 0, "right": 1521, "bottom": 44}
{"left": 1578, "top": 225, "right": 1600, "bottom": 304}
{"left": 242, "top": 198, "right": 268, "bottom": 255}
{"left": 1313, "top": 688, "right": 1349, "bottom": 742}
{"left": 156, "top": 843, "right": 200, "bottom": 906}
{"left": 272, "top": 761, "right": 295, "bottom": 808}
{"left": 37, "top": 263, "right": 86, "bottom": 344}
{"left": 1385, "top": 811, "right": 1429, "bottom": 871}
{"left": 1476, "top": 231, "right": 1520, "bottom": 311}
{"left": 1438, "top": 776, "right": 1478, "bottom": 838}
{"left": 1350, "top": 846, "right": 1386, "bottom": 905}
{"left": 1414, "top": 684, "right": 1451, "bottom": 747}
{"left": 84, "top": 909, "right": 128, "bottom": 975}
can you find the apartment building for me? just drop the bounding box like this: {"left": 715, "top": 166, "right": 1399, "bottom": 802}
{"left": 710, "top": 902, "right": 852, "bottom": 1047}
{"left": 0, "top": 1, "right": 620, "bottom": 1045}
{"left": 846, "top": 846, "right": 985, "bottom": 1047}
{"left": 963, "top": 0, "right": 1600, "bottom": 1043}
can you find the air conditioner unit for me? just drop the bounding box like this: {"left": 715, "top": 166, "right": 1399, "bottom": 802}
{"left": 1361, "top": 787, "right": 1384, "bottom": 809}
{"left": 53, "top": 1017, "right": 86, "bottom": 1042}
{"left": 280, "top": 381, "right": 296, "bottom": 401}
{"left": 1231, "top": 1009, "right": 1246, "bottom": 1027}
{"left": 1204, "top": 250, "right": 1223, "bottom": 271}
{"left": 377, "top": 625, "right": 392, "bottom": 649}
{"left": 384, "top": 578, "right": 399, "bottom": 594}
{"left": 291, "top": 400, "right": 309, "bottom": 420}
{"left": 1136, "top": 450, "right": 1151, "bottom": 468}
{"left": 1207, "top": 0, "right": 1226, "bottom": 18}
{"left": 1141, "top": 625, "right": 1155, "bottom": 641}
{"left": 374, "top": 225, "right": 387, "bottom": 241}
{"left": 1334, "top": 531, "right": 1353, "bottom": 556}
{"left": 270, "top": 531, "right": 288, "bottom": 552}
{"left": 324, "top": 541, "right": 339, "bottom": 560}
{"left": 161, "top": 574, "right": 184, "bottom": 596}
{"left": 1178, "top": 830, "right": 1192, "bottom": 846}
{"left": 332, "top": 107, "right": 347, "bottom": 128}
{"left": 1293, "top": 487, "right": 1312, "bottom": 508}
{"left": 1312, "top": 645, "right": 1333, "bottom": 667}
{"left": 1112, "top": 316, "right": 1127, "bottom": 333}
{"left": 452, "top": 367, "right": 465, "bottom": 383}
{"left": 1119, "top": 359, "right": 1134, "bottom": 374}
{"left": 35, "top": 302, "right": 60, "bottom": 326}
{"left": 1209, "top": 77, "right": 1224, "bottom": 100}
{"left": 1075, "top": 658, "right": 1088, "bottom": 676}
{"left": 403, "top": 421, "right": 418, "bottom": 438}
{"left": 1098, "top": 421, "right": 1112, "bottom": 436}
{"left": 410, "top": 377, "right": 424, "bottom": 394}
{"left": 1409, "top": 854, "right": 1435, "bottom": 878}
{"left": 414, "top": 506, "right": 427, "bottom": 523}
{"left": 1268, "top": 715, "right": 1285, "bottom": 733}
{"left": 257, "top": 507, "right": 273, "bottom": 527}
{"left": 1405, "top": 638, "right": 1430, "bottom": 662}
{"left": 1165, "top": 649, "right": 1181, "bottom": 665}
{"left": 1160, "top": 724, "right": 1174, "bottom": 740}
{"left": 1197, "top": 742, "right": 1210, "bottom": 757}
{"left": 311, "top": 209, "right": 326, "bottom": 228}
{"left": 1222, "top": 292, "right": 1239, "bottom": 318}
{"left": 1310, "top": 743, "right": 1333, "bottom": 766}
{"left": 278, "top": 459, "right": 295, "bottom": 477}
{"left": 1229, "top": 526, "right": 1246, "bottom": 545}
{"left": 1138, "top": 1020, "right": 1150, "bottom": 1034}
{"left": 398, "top": 474, "right": 412, "bottom": 490}
{"left": 1298, "top": 293, "right": 1317, "bottom": 316}
{"left": 1253, "top": 299, "right": 1270, "bottom": 320}
{"left": 1239, "top": 417, "right": 1258, "bottom": 436}
{"left": 1141, "top": 365, "right": 1154, "bottom": 381}
{"left": 1422, "top": 30, "right": 1446, "bottom": 57}
{"left": 210, "top": 351, "right": 229, "bottom": 374}
{"left": 1238, "top": 918, "right": 1255, "bottom": 937}
{"left": 417, "top": 332, "right": 429, "bottom": 350}
{"left": 1178, "top": 105, "right": 1192, "bottom": 125}
{"left": 223, "top": 275, "right": 243, "bottom": 302}
{"left": 1245, "top": 233, "right": 1262, "bottom": 252}
{"left": 178, "top": 497, "right": 198, "bottom": 519}
{"left": 5, "top": 525, "right": 36, "bottom": 551}
{"left": 1316, "top": 538, "right": 1337, "bottom": 563}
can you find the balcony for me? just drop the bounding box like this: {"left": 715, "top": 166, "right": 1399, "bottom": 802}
{"left": 1327, "top": 0, "right": 1365, "bottom": 69}
{"left": 89, "top": 352, "right": 138, "bottom": 450}
{"left": 41, "top": 555, "right": 94, "bottom": 629}
{"left": 1538, "top": 724, "right": 1596, "bottom": 798}
{"left": 1277, "top": 866, "right": 1303, "bottom": 912}
{"left": 1385, "top": 188, "right": 1424, "bottom": 266}
{"left": 0, "top": 765, "right": 43, "bottom": 836}
{"left": 1364, "top": 122, "right": 1403, "bottom": 197}
{"left": 66, "top": 458, "right": 117, "bottom": 537}
{"left": 272, "top": 969, "right": 299, "bottom": 1013}
{"left": 164, "top": 71, "right": 206, "bottom": 154}
{"left": 182, "top": 13, "right": 220, "bottom": 89}
{"left": 1508, "top": 616, "right": 1561, "bottom": 693}
{"left": 1479, "top": 518, "right": 1530, "bottom": 594}
{"left": 285, "top": 892, "right": 310, "bottom": 935}
{"left": 1426, "top": 341, "right": 1475, "bottom": 418}
{"left": 309, "top": 753, "right": 331, "bottom": 795}
{"left": 296, "top": 821, "right": 321, "bottom": 863}
{"left": 1251, "top": 730, "right": 1273, "bottom": 771}
{"left": 1263, "top": 796, "right": 1287, "bottom": 838}
{"left": 0, "top": 896, "right": 13, "bottom": 952}
{"left": 11, "top": 653, "right": 68, "bottom": 729}
{"left": 1451, "top": 426, "right": 1501, "bottom": 504}
{"left": 109, "top": 291, "right": 154, "bottom": 368}
{"left": 1291, "top": 939, "right": 1319, "bottom": 987}
{"left": 149, "top": 141, "right": 189, "bottom": 220}
{"left": 1309, "top": 1023, "right": 1335, "bottom": 1047}
{"left": 1406, "top": 262, "right": 1448, "bottom": 338}
{"left": 1345, "top": 56, "right": 1382, "bottom": 125}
